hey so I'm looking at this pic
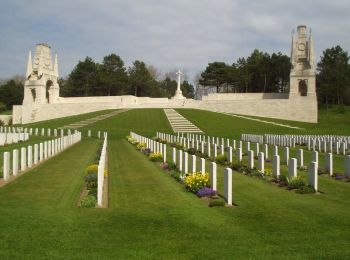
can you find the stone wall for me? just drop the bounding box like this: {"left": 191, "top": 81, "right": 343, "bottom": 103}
{"left": 0, "top": 115, "right": 12, "bottom": 125}
{"left": 13, "top": 93, "right": 318, "bottom": 124}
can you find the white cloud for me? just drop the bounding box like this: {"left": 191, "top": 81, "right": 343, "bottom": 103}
{"left": 0, "top": 0, "right": 350, "bottom": 82}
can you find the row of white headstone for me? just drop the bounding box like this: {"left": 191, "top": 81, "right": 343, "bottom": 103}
{"left": 2, "top": 132, "right": 82, "bottom": 182}
{"left": 0, "top": 133, "right": 30, "bottom": 146}
{"left": 157, "top": 131, "right": 350, "bottom": 177}
{"left": 97, "top": 134, "right": 108, "bottom": 207}
{"left": 1, "top": 126, "right": 106, "bottom": 139}
{"left": 131, "top": 132, "right": 233, "bottom": 205}
{"left": 242, "top": 133, "right": 349, "bottom": 155}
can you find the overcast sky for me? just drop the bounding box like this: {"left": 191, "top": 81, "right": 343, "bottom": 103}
{"left": 0, "top": 0, "right": 349, "bottom": 82}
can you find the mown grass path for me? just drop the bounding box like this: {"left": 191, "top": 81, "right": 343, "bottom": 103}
{"left": 0, "top": 109, "right": 350, "bottom": 259}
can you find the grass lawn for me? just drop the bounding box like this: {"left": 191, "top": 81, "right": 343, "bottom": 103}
{"left": 0, "top": 108, "right": 349, "bottom": 258}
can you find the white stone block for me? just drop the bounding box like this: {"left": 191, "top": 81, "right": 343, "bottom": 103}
{"left": 288, "top": 158, "right": 297, "bottom": 178}
{"left": 184, "top": 152, "right": 188, "bottom": 174}
{"left": 311, "top": 151, "right": 318, "bottom": 166}
{"left": 178, "top": 150, "right": 183, "bottom": 172}
{"left": 325, "top": 153, "right": 333, "bottom": 176}
{"left": 273, "top": 155, "right": 280, "bottom": 178}
{"left": 3, "top": 152, "right": 10, "bottom": 181}
{"left": 172, "top": 148, "right": 176, "bottom": 164}
{"left": 263, "top": 144, "right": 268, "bottom": 159}
{"left": 237, "top": 148, "right": 242, "bottom": 162}
{"left": 273, "top": 145, "right": 278, "bottom": 156}
{"left": 283, "top": 147, "right": 289, "bottom": 165}
{"left": 28, "top": 146, "right": 33, "bottom": 168}
{"left": 228, "top": 146, "right": 233, "bottom": 163}
{"left": 21, "top": 147, "right": 26, "bottom": 171}
{"left": 345, "top": 155, "right": 350, "bottom": 177}
{"left": 308, "top": 162, "right": 318, "bottom": 191}
{"left": 297, "top": 149, "right": 304, "bottom": 167}
{"left": 34, "top": 144, "right": 38, "bottom": 164}
{"left": 210, "top": 162, "right": 217, "bottom": 191}
{"left": 191, "top": 155, "right": 196, "bottom": 173}
{"left": 39, "top": 143, "right": 44, "bottom": 162}
{"left": 201, "top": 158, "right": 205, "bottom": 174}
{"left": 13, "top": 149, "right": 19, "bottom": 176}
{"left": 258, "top": 152, "right": 264, "bottom": 172}
{"left": 224, "top": 168, "right": 232, "bottom": 206}
{"left": 247, "top": 150, "right": 254, "bottom": 169}
{"left": 163, "top": 144, "right": 167, "bottom": 163}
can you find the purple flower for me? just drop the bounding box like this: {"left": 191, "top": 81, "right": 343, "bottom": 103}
{"left": 197, "top": 187, "right": 216, "bottom": 197}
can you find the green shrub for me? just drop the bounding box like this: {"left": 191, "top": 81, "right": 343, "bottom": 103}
{"left": 288, "top": 176, "right": 305, "bottom": 189}
{"left": 0, "top": 120, "right": 4, "bottom": 126}
{"left": 209, "top": 199, "right": 226, "bottom": 207}
{"left": 296, "top": 185, "right": 316, "bottom": 194}
{"left": 186, "top": 148, "right": 196, "bottom": 155}
{"left": 85, "top": 173, "right": 97, "bottom": 182}
{"left": 80, "top": 195, "right": 97, "bottom": 208}
{"left": 88, "top": 188, "right": 97, "bottom": 197}
{"left": 168, "top": 162, "right": 177, "bottom": 171}
{"left": 171, "top": 171, "right": 182, "bottom": 182}
{"left": 216, "top": 154, "right": 228, "bottom": 165}
{"left": 231, "top": 162, "right": 242, "bottom": 171}
{"left": 278, "top": 174, "right": 288, "bottom": 183}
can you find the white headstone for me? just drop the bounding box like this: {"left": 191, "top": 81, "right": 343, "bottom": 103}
{"left": 224, "top": 168, "right": 232, "bottom": 206}
{"left": 308, "top": 161, "right": 318, "bottom": 191}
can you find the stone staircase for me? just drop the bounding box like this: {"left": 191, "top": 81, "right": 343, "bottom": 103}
{"left": 163, "top": 109, "right": 203, "bottom": 133}
{"left": 60, "top": 109, "right": 129, "bottom": 129}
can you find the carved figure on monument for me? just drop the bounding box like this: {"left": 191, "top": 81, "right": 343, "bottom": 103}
{"left": 23, "top": 43, "right": 60, "bottom": 105}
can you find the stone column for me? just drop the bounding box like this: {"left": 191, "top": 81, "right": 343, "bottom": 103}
{"left": 224, "top": 168, "right": 232, "bottom": 206}
{"left": 13, "top": 149, "right": 19, "bottom": 176}
{"left": 207, "top": 143, "right": 211, "bottom": 157}
{"left": 214, "top": 144, "right": 217, "bottom": 158}
{"left": 325, "top": 153, "right": 333, "bottom": 176}
{"left": 288, "top": 158, "right": 297, "bottom": 178}
{"left": 273, "top": 155, "right": 280, "bottom": 179}
{"left": 308, "top": 162, "right": 318, "bottom": 191}
{"left": 210, "top": 162, "right": 217, "bottom": 191}
{"left": 247, "top": 150, "right": 254, "bottom": 169}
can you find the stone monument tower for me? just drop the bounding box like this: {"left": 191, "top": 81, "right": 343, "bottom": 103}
{"left": 23, "top": 43, "right": 60, "bottom": 105}
{"left": 289, "top": 25, "right": 316, "bottom": 98}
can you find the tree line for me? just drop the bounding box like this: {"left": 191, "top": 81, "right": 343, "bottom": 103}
{"left": 60, "top": 54, "right": 195, "bottom": 99}
{"left": 199, "top": 46, "right": 350, "bottom": 106}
